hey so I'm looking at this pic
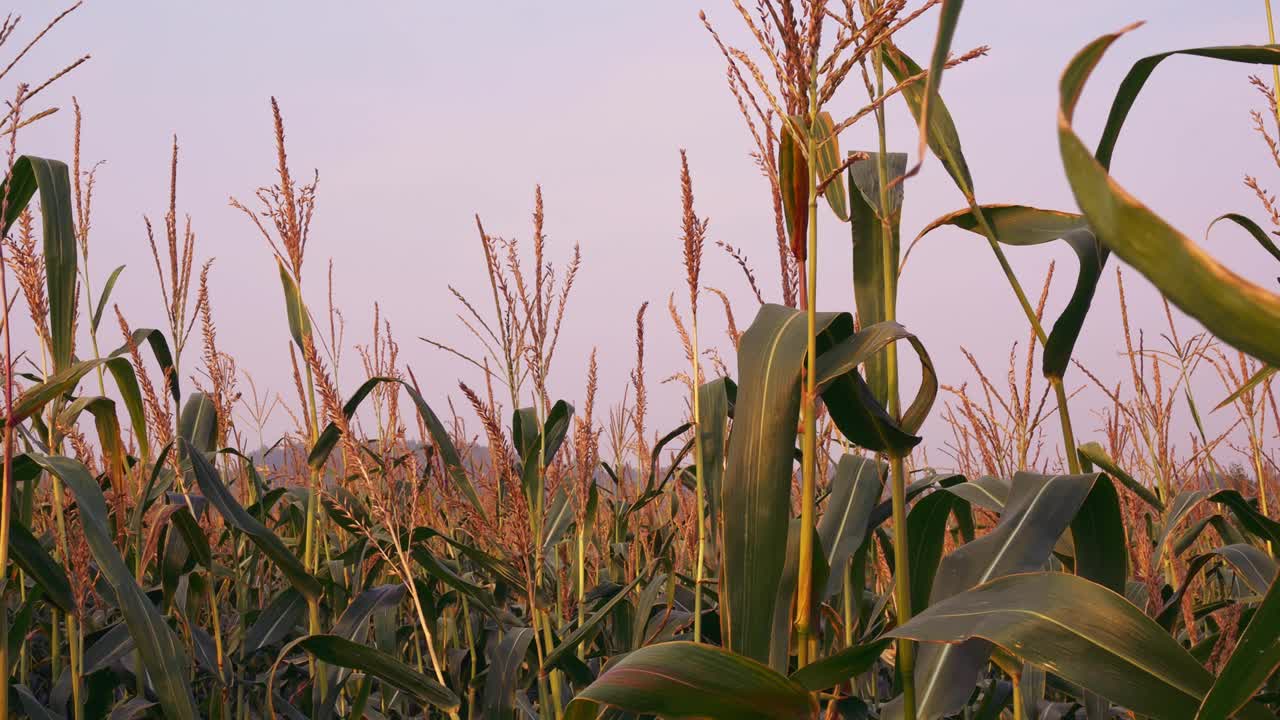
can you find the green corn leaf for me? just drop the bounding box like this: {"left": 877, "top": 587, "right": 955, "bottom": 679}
{"left": 544, "top": 570, "right": 646, "bottom": 672}
{"left": 902, "top": 472, "right": 1108, "bottom": 720}
{"left": 541, "top": 486, "right": 574, "bottom": 551}
{"left": 1206, "top": 212, "right": 1280, "bottom": 265}
{"left": 183, "top": 437, "right": 322, "bottom": 600}
{"left": 770, "top": 520, "right": 829, "bottom": 671}
{"left": 697, "top": 376, "right": 732, "bottom": 546}
{"left": 723, "top": 304, "right": 895, "bottom": 663}
{"left": 848, "top": 151, "right": 908, "bottom": 405}
{"left": 892, "top": 572, "right": 1272, "bottom": 720}
{"left": 1058, "top": 32, "right": 1280, "bottom": 368}
{"left": 110, "top": 327, "right": 180, "bottom": 404}
{"left": 82, "top": 621, "right": 132, "bottom": 676}
{"left": 1069, "top": 470, "right": 1128, "bottom": 594}
{"left": 307, "top": 376, "right": 487, "bottom": 520}
{"left": 814, "top": 319, "right": 937, "bottom": 440}
{"left": 1154, "top": 488, "right": 1280, "bottom": 567}
{"left": 564, "top": 641, "right": 817, "bottom": 720}
{"left": 882, "top": 42, "right": 972, "bottom": 199}
{"left": 906, "top": 489, "right": 959, "bottom": 616}
{"left": 31, "top": 454, "right": 198, "bottom": 720}
{"left": 8, "top": 517, "right": 74, "bottom": 614}
{"left": 243, "top": 588, "right": 306, "bottom": 655}
{"left": 0, "top": 157, "right": 78, "bottom": 373}
{"left": 1196, "top": 572, "right": 1280, "bottom": 718}
{"left": 818, "top": 454, "right": 885, "bottom": 599}
{"left": 917, "top": 205, "right": 1100, "bottom": 379}
{"left": 483, "top": 627, "right": 536, "bottom": 720}
{"left": 1077, "top": 442, "right": 1163, "bottom": 510}
{"left": 90, "top": 264, "right": 125, "bottom": 333}
{"left": 295, "top": 634, "right": 459, "bottom": 711}
{"left": 178, "top": 392, "right": 218, "bottom": 455}
{"left": 1214, "top": 364, "right": 1277, "bottom": 412}
{"left": 789, "top": 639, "right": 891, "bottom": 693}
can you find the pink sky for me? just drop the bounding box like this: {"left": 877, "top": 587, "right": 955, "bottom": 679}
{"left": 7, "top": 1, "right": 1276, "bottom": 466}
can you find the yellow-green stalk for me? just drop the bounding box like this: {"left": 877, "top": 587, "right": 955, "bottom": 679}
{"left": 872, "top": 38, "right": 916, "bottom": 720}
{"left": 795, "top": 71, "right": 821, "bottom": 669}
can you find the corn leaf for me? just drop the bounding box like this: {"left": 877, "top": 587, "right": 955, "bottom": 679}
{"left": 848, "top": 152, "right": 908, "bottom": 404}
{"left": 1197, "top": 572, "right": 1280, "bottom": 718}
{"left": 817, "top": 454, "right": 885, "bottom": 599}
{"left": 296, "top": 634, "right": 460, "bottom": 711}
{"left": 900, "top": 472, "right": 1108, "bottom": 720}
{"left": 1059, "top": 33, "right": 1280, "bottom": 367}
{"left": 32, "top": 454, "right": 198, "bottom": 720}
{"left": 1206, "top": 212, "right": 1280, "bottom": 265}
{"left": 483, "top": 627, "right": 536, "bottom": 720}
{"left": 698, "top": 376, "right": 732, "bottom": 546}
{"left": 184, "top": 437, "right": 322, "bottom": 600}
{"left": 789, "top": 639, "right": 891, "bottom": 693}
{"left": 892, "top": 572, "right": 1272, "bottom": 720}
{"left": 564, "top": 641, "right": 817, "bottom": 720}
{"left": 917, "top": 205, "right": 1100, "bottom": 379}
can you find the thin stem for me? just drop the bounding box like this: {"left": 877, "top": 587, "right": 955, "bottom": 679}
{"left": 0, "top": 215, "right": 15, "bottom": 720}
{"left": 1268, "top": 1, "right": 1280, "bottom": 130}
{"left": 873, "top": 36, "right": 916, "bottom": 720}
{"left": 1055, "top": 381, "right": 1082, "bottom": 474}
{"left": 794, "top": 71, "right": 820, "bottom": 669}
{"left": 690, "top": 318, "right": 706, "bottom": 643}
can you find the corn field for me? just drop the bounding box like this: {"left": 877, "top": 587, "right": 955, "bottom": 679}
{"left": 3, "top": 1, "right": 1280, "bottom": 719}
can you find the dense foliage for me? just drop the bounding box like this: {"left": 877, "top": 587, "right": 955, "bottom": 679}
{"left": 3, "top": 2, "right": 1280, "bottom": 719}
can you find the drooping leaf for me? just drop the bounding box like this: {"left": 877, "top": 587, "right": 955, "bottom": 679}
{"left": 814, "top": 320, "right": 937, "bottom": 442}
{"left": 1206, "top": 212, "right": 1280, "bottom": 265}
{"left": 295, "top": 634, "right": 460, "bottom": 711}
{"left": 917, "top": 205, "right": 1100, "bottom": 379}
{"left": 1153, "top": 488, "right": 1280, "bottom": 567}
{"left": 789, "top": 639, "right": 891, "bottom": 693}
{"left": 892, "top": 572, "right": 1272, "bottom": 720}
{"left": 904, "top": 472, "right": 1105, "bottom": 720}
{"left": 8, "top": 515, "right": 74, "bottom": 614}
{"left": 1058, "top": 33, "right": 1280, "bottom": 367}
{"left": 564, "top": 641, "right": 817, "bottom": 720}
{"left": 31, "top": 454, "right": 198, "bottom": 720}
{"left": 183, "top": 437, "right": 322, "bottom": 600}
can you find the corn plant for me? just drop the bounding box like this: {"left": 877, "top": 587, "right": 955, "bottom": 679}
{"left": 3, "top": 2, "right": 1280, "bottom": 720}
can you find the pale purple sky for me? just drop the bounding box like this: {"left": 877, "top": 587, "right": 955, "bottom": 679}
{"left": 7, "top": 2, "right": 1276, "bottom": 465}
